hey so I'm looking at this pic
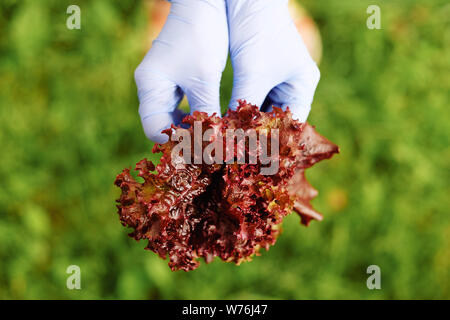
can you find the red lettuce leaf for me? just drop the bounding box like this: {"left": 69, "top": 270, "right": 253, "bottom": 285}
{"left": 115, "top": 101, "right": 339, "bottom": 271}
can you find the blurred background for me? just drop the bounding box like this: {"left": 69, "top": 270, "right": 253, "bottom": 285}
{"left": 0, "top": 0, "right": 449, "bottom": 299}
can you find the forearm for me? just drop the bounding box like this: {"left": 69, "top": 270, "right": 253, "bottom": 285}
{"left": 165, "top": 0, "right": 227, "bottom": 25}
{"left": 226, "top": 0, "right": 289, "bottom": 17}
{"left": 226, "top": 0, "right": 293, "bottom": 58}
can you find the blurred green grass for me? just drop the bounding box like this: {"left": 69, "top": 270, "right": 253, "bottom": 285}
{"left": 0, "top": 0, "right": 449, "bottom": 299}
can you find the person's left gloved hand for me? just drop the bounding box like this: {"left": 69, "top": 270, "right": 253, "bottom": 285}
{"left": 134, "top": 0, "right": 228, "bottom": 143}
{"left": 226, "top": 0, "right": 320, "bottom": 122}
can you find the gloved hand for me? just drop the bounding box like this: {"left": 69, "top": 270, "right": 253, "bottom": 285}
{"left": 227, "top": 0, "right": 320, "bottom": 122}
{"left": 135, "top": 0, "right": 228, "bottom": 143}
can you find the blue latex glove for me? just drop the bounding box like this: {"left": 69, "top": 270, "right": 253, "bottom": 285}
{"left": 227, "top": 0, "right": 320, "bottom": 122}
{"left": 134, "top": 0, "right": 228, "bottom": 143}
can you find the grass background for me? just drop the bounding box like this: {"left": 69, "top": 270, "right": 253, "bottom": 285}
{"left": 0, "top": 0, "right": 449, "bottom": 299}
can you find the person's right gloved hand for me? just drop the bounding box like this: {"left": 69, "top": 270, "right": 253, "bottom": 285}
{"left": 134, "top": 0, "right": 228, "bottom": 143}
{"left": 227, "top": 0, "right": 321, "bottom": 122}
